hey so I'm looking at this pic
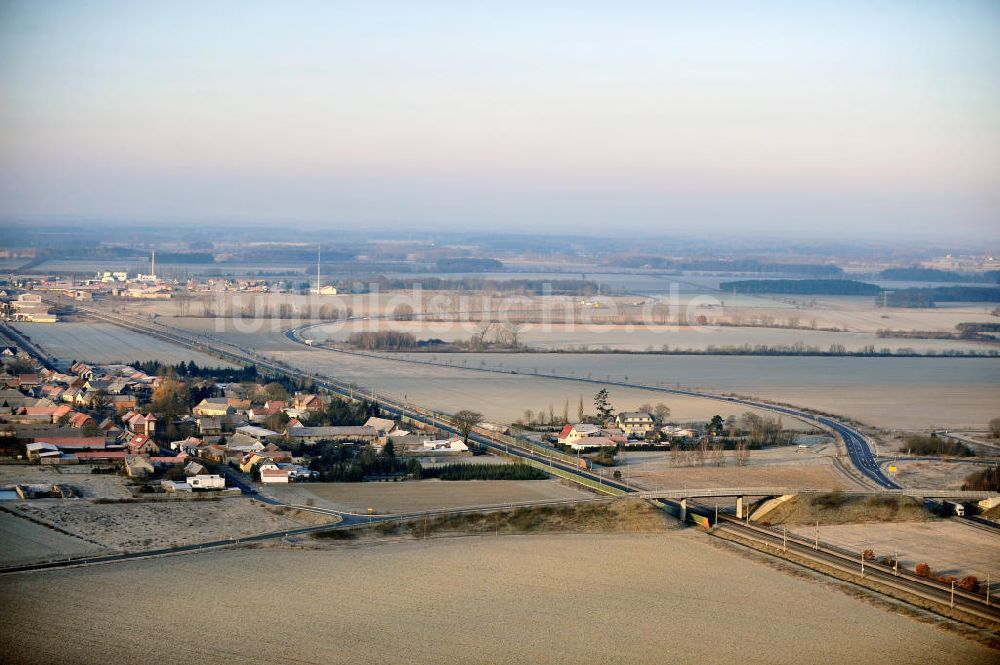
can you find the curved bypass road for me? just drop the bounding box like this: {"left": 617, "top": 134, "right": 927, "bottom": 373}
{"left": 286, "top": 322, "right": 900, "bottom": 490}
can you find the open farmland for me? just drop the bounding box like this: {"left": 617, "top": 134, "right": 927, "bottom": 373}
{"left": 269, "top": 346, "right": 800, "bottom": 426}
{"left": 0, "top": 511, "right": 107, "bottom": 567}
{"left": 269, "top": 345, "right": 999, "bottom": 429}
{"left": 620, "top": 444, "right": 856, "bottom": 492}
{"left": 12, "top": 322, "right": 236, "bottom": 367}
{"left": 11, "top": 497, "right": 313, "bottom": 551}
{"left": 1, "top": 534, "right": 996, "bottom": 665}
{"left": 119, "top": 286, "right": 1000, "bottom": 353}
{"left": 305, "top": 318, "right": 996, "bottom": 354}
{"left": 167, "top": 316, "right": 305, "bottom": 351}
{"left": 263, "top": 478, "right": 593, "bottom": 514}
{"left": 378, "top": 351, "right": 1000, "bottom": 430}
{"left": 50, "top": 309, "right": 1000, "bottom": 429}
{"left": 880, "top": 459, "right": 994, "bottom": 490}
{"left": 148, "top": 309, "right": 1000, "bottom": 430}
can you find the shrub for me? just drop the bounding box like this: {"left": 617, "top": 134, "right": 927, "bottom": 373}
{"left": 864, "top": 495, "right": 898, "bottom": 510}
{"left": 961, "top": 465, "right": 1000, "bottom": 491}
{"left": 811, "top": 491, "right": 846, "bottom": 509}
{"left": 915, "top": 563, "right": 931, "bottom": 578}
{"left": 313, "top": 528, "right": 357, "bottom": 540}
{"left": 958, "top": 576, "right": 979, "bottom": 592}
{"left": 937, "top": 575, "right": 957, "bottom": 585}
{"left": 421, "top": 463, "right": 547, "bottom": 481}
{"left": 862, "top": 548, "right": 876, "bottom": 561}
{"left": 902, "top": 434, "right": 973, "bottom": 457}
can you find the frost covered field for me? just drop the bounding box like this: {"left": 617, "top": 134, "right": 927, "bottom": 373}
{"left": 12, "top": 322, "right": 236, "bottom": 367}
{"left": 1, "top": 534, "right": 995, "bottom": 665}
{"left": 270, "top": 346, "right": 1000, "bottom": 429}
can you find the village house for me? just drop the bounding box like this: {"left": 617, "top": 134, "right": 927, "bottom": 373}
{"left": 197, "top": 416, "right": 222, "bottom": 436}
{"left": 239, "top": 453, "right": 273, "bottom": 474}
{"left": 276, "top": 463, "right": 316, "bottom": 481}
{"left": 31, "top": 436, "right": 108, "bottom": 451}
{"left": 259, "top": 461, "right": 290, "bottom": 484}
{"left": 615, "top": 412, "right": 656, "bottom": 439}
{"left": 97, "top": 417, "right": 123, "bottom": 437}
{"left": 25, "top": 442, "right": 61, "bottom": 461}
{"left": 225, "top": 435, "right": 266, "bottom": 454}
{"left": 126, "top": 435, "right": 160, "bottom": 455}
{"left": 67, "top": 412, "right": 93, "bottom": 428}
{"left": 122, "top": 411, "right": 157, "bottom": 436}
{"left": 661, "top": 425, "right": 696, "bottom": 441}
{"left": 284, "top": 425, "right": 378, "bottom": 446}
{"left": 70, "top": 362, "right": 95, "bottom": 379}
{"left": 557, "top": 423, "right": 601, "bottom": 446}
{"left": 363, "top": 416, "right": 397, "bottom": 439}
{"left": 292, "top": 393, "right": 325, "bottom": 412}
{"left": 233, "top": 425, "right": 278, "bottom": 442}
{"left": 150, "top": 454, "right": 187, "bottom": 468}
{"left": 171, "top": 436, "right": 203, "bottom": 453}
{"left": 227, "top": 397, "right": 252, "bottom": 413}
{"left": 17, "top": 373, "right": 41, "bottom": 390}
{"left": 74, "top": 450, "right": 128, "bottom": 463}
{"left": 396, "top": 436, "right": 469, "bottom": 457}
{"left": 40, "top": 384, "right": 66, "bottom": 401}
{"left": 557, "top": 423, "right": 627, "bottom": 447}
{"left": 193, "top": 397, "right": 233, "bottom": 417}
{"left": 247, "top": 402, "right": 284, "bottom": 422}
{"left": 15, "top": 405, "right": 58, "bottom": 424}
{"left": 110, "top": 394, "right": 138, "bottom": 412}
{"left": 566, "top": 435, "right": 618, "bottom": 451}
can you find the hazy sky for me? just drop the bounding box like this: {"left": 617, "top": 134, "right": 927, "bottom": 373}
{"left": 1, "top": 1, "right": 998, "bottom": 238}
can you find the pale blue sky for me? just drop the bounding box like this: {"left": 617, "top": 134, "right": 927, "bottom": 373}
{"left": 1, "top": 1, "right": 998, "bottom": 238}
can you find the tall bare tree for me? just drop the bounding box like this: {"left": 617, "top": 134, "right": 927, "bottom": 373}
{"left": 452, "top": 410, "right": 483, "bottom": 444}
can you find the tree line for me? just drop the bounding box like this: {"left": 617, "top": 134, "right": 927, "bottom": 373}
{"left": 882, "top": 286, "right": 1000, "bottom": 307}
{"left": 609, "top": 256, "right": 843, "bottom": 276}
{"left": 420, "top": 463, "right": 547, "bottom": 480}
{"left": 719, "top": 279, "right": 881, "bottom": 296}
{"left": 879, "top": 267, "right": 1000, "bottom": 283}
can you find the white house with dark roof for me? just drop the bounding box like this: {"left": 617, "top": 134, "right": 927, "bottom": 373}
{"left": 615, "top": 412, "right": 656, "bottom": 438}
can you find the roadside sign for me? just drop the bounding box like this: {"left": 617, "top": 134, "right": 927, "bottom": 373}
{"left": 888, "top": 466, "right": 897, "bottom": 473}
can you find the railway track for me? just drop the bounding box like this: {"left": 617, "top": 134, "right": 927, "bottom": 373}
{"left": 712, "top": 513, "right": 1000, "bottom": 625}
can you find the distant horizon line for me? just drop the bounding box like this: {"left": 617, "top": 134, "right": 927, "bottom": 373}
{"left": 1, "top": 215, "right": 997, "bottom": 247}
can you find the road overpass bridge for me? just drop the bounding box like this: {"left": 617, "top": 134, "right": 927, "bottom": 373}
{"left": 631, "top": 488, "right": 1000, "bottom": 521}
